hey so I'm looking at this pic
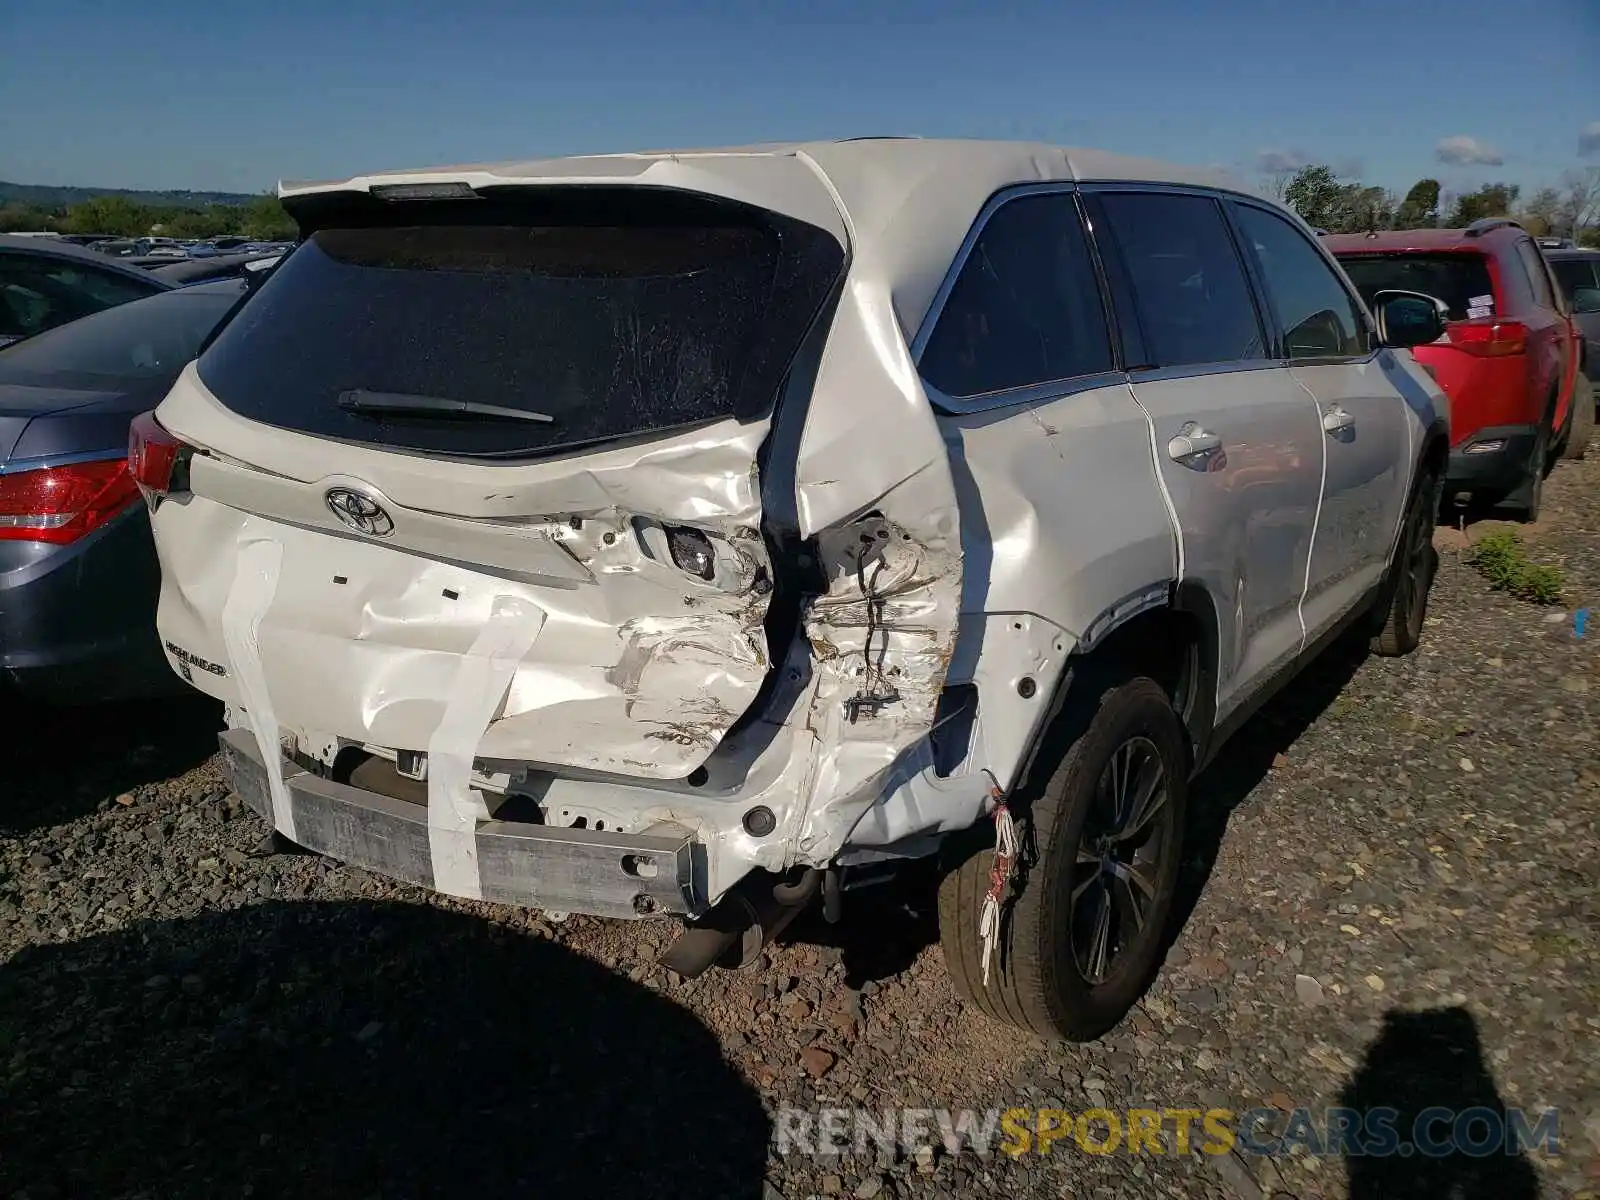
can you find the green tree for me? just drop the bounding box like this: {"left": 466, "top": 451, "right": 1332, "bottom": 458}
{"left": 1338, "top": 185, "right": 1395, "bottom": 233}
{"left": 162, "top": 205, "right": 237, "bottom": 239}
{"left": 1519, "top": 187, "right": 1563, "bottom": 237}
{"left": 1446, "top": 183, "right": 1520, "bottom": 227}
{"left": 239, "top": 194, "right": 297, "bottom": 240}
{"left": 1395, "top": 179, "right": 1441, "bottom": 228}
{"left": 60, "top": 194, "right": 152, "bottom": 236}
{"left": 0, "top": 201, "right": 57, "bottom": 232}
{"left": 1284, "top": 165, "right": 1344, "bottom": 229}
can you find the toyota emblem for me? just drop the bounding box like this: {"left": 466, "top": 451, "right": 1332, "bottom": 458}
{"left": 325, "top": 487, "right": 395, "bottom": 537}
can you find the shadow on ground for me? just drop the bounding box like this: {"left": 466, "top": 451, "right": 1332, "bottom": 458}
{"left": 0, "top": 900, "right": 769, "bottom": 1199}
{"left": 781, "top": 859, "right": 943, "bottom": 989}
{"left": 0, "top": 693, "right": 223, "bottom": 835}
{"left": 1339, "top": 1006, "right": 1544, "bottom": 1199}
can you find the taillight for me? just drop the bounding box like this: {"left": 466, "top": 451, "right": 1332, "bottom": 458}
{"left": 1445, "top": 318, "right": 1528, "bottom": 357}
{"left": 128, "top": 410, "right": 189, "bottom": 502}
{"left": 0, "top": 457, "right": 141, "bottom": 544}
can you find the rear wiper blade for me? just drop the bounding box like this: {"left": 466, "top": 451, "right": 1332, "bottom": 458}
{"left": 337, "top": 389, "right": 555, "bottom": 424}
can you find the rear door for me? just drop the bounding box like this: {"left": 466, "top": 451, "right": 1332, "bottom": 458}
{"left": 1512, "top": 237, "right": 1578, "bottom": 430}
{"left": 1085, "top": 187, "right": 1325, "bottom": 723}
{"left": 150, "top": 186, "right": 855, "bottom": 780}
{"left": 1228, "top": 200, "right": 1411, "bottom": 638}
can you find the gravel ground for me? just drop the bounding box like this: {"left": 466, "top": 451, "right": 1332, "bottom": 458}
{"left": 3, "top": 435, "right": 1597, "bottom": 1200}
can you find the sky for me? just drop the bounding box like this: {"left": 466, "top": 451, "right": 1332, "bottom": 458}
{"left": 2, "top": 0, "right": 1597, "bottom": 198}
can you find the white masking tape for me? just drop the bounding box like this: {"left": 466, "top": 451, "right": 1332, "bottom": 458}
{"left": 221, "top": 538, "right": 295, "bottom": 843}
{"left": 426, "top": 595, "right": 546, "bottom": 899}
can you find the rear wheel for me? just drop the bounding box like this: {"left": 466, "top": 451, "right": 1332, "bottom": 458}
{"left": 937, "top": 675, "right": 1187, "bottom": 1041}
{"left": 1562, "top": 376, "right": 1593, "bottom": 462}
{"left": 1371, "top": 472, "right": 1438, "bottom": 657}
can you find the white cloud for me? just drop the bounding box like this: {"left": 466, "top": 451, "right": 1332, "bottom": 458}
{"left": 1256, "top": 148, "right": 1311, "bottom": 174}
{"left": 1435, "top": 135, "right": 1504, "bottom": 167}
{"left": 1580, "top": 121, "right": 1600, "bottom": 157}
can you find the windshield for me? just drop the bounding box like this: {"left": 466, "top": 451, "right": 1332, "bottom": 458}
{"left": 0, "top": 283, "right": 244, "bottom": 386}
{"left": 194, "top": 191, "right": 846, "bottom": 459}
{"left": 1334, "top": 252, "right": 1495, "bottom": 322}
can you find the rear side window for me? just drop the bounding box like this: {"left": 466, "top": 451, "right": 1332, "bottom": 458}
{"left": 1334, "top": 253, "right": 1496, "bottom": 322}
{"left": 197, "top": 192, "right": 845, "bottom": 459}
{"left": 1088, "top": 192, "right": 1266, "bottom": 369}
{"left": 1514, "top": 240, "right": 1557, "bottom": 310}
{"left": 1231, "top": 204, "right": 1368, "bottom": 359}
{"left": 919, "top": 192, "right": 1112, "bottom": 398}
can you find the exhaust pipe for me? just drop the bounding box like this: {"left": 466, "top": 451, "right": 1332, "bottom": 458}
{"left": 658, "top": 867, "right": 822, "bottom": 979}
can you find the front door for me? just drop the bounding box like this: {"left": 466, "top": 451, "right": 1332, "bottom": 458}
{"left": 1228, "top": 200, "right": 1412, "bottom": 639}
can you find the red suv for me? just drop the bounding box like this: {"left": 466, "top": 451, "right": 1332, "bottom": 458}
{"left": 1325, "top": 219, "right": 1582, "bottom": 520}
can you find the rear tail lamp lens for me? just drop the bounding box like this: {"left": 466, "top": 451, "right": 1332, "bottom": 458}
{"left": 0, "top": 457, "right": 141, "bottom": 544}
{"left": 1445, "top": 319, "right": 1528, "bottom": 357}
{"left": 128, "top": 410, "right": 190, "bottom": 502}
{"left": 666, "top": 525, "right": 717, "bottom": 581}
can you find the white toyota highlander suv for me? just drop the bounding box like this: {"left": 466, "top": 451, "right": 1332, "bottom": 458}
{"left": 133, "top": 138, "right": 1450, "bottom": 1040}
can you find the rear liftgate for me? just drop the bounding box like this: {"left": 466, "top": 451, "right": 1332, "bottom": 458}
{"left": 153, "top": 179, "right": 963, "bottom": 930}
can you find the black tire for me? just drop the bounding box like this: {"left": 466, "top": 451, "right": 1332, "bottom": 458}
{"left": 937, "top": 675, "right": 1187, "bottom": 1042}
{"left": 1562, "top": 376, "right": 1593, "bottom": 462}
{"left": 1371, "top": 472, "right": 1439, "bottom": 657}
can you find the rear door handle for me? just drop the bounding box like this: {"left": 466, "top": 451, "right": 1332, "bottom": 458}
{"left": 1167, "top": 425, "right": 1222, "bottom": 462}
{"left": 1322, "top": 406, "right": 1356, "bottom": 434}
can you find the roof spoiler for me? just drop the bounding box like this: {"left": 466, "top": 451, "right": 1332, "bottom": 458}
{"left": 1464, "top": 217, "right": 1522, "bottom": 238}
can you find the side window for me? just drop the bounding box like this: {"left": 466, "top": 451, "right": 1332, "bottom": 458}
{"left": 1231, "top": 204, "right": 1369, "bottom": 359}
{"left": 920, "top": 192, "right": 1113, "bottom": 398}
{"left": 1089, "top": 192, "right": 1266, "bottom": 369}
{"left": 1514, "top": 241, "right": 1558, "bottom": 312}
{"left": 0, "top": 257, "right": 51, "bottom": 338}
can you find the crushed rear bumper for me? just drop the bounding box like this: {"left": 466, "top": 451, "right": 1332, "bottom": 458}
{"left": 219, "top": 728, "right": 702, "bottom": 919}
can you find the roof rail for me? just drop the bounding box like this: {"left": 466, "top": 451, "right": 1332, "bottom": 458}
{"left": 1464, "top": 217, "right": 1522, "bottom": 238}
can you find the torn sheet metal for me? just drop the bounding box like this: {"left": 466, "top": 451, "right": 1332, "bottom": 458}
{"left": 426, "top": 595, "right": 546, "bottom": 899}
{"left": 220, "top": 536, "right": 295, "bottom": 843}
{"left": 783, "top": 274, "right": 966, "bottom": 866}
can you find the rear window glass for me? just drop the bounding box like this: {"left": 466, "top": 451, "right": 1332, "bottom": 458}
{"left": 1551, "top": 257, "right": 1599, "bottom": 301}
{"left": 0, "top": 283, "right": 242, "bottom": 385}
{"left": 197, "top": 193, "right": 845, "bottom": 459}
{"left": 1333, "top": 252, "right": 1495, "bottom": 322}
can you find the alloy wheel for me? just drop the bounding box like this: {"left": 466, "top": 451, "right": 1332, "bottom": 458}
{"left": 1069, "top": 735, "right": 1172, "bottom": 985}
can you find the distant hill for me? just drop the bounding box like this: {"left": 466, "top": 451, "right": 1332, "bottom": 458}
{"left": 0, "top": 180, "right": 260, "bottom": 210}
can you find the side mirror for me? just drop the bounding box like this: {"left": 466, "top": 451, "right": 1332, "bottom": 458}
{"left": 1572, "top": 287, "right": 1600, "bottom": 315}
{"left": 1373, "top": 289, "right": 1447, "bottom": 349}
